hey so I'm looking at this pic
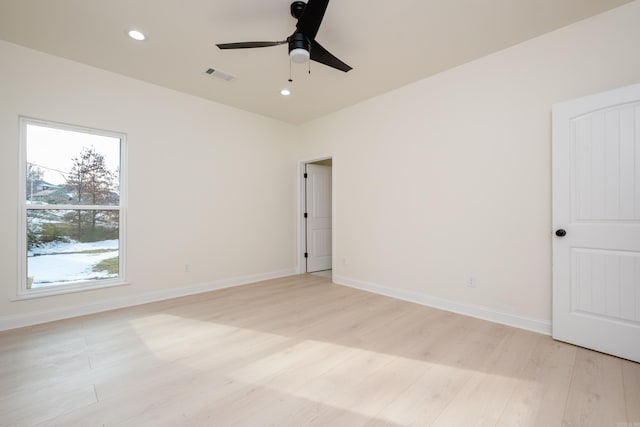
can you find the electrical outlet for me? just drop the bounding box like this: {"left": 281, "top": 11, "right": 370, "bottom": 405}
{"left": 467, "top": 275, "right": 475, "bottom": 288}
{"left": 184, "top": 263, "right": 191, "bottom": 273}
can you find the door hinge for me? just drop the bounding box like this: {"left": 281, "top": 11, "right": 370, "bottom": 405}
{"left": 304, "top": 173, "right": 308, "bottom": 179}
{"left": 304, "top": 252, "right": 308, "bottom": 258}
{"left": 304, "top": 213, "right": 308, "bottom": 218}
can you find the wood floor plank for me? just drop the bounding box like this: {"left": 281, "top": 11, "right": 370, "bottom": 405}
{"left": 562, "top": 348, "right": 628, "bottom": 427}
{"left": 171, "top": 344, "right": 367, "bottom": 426}
{"left": 0, "top": 382, "right": 97, "bottom": 427}
{"left": 0, "top": 275, "right": 637, "bottom": 427}
{"left": 429, "top": 328, "right": 539, "bottom": 427}
{"left": 367, "top": 317, "right": 509, "bottom": 426}
{"left": 495, "top": 336, "right": 577, "bottom": 427}
{"left": 621, "top": 358, "right": 640, "bottom": 423}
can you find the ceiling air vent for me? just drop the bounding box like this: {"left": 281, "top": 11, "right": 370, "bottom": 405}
{"left": 205, "top": 68, "right": 235, "bottom": 82}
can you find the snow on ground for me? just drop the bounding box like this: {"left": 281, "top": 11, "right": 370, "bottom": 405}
{"left": 28, "top": 240, "right": 118, "bottom": 286}
{"left": 29, "top": 239, "right": 118, "bottom": 256}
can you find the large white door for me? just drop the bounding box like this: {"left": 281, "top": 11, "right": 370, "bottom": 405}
{"left": 305, "top": 164, "right": 332, "bottom": 272}
{"left": 552, "top": 83, "right": 640, "bottom": 362}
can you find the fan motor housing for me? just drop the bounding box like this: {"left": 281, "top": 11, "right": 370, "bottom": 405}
{"left": 290, "top": 1, "right": 306, "bottom": 19}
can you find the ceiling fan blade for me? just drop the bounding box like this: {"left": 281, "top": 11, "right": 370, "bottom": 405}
{"left": 217, "top": 41, "right": 286, "bottom": 49}
{"left": 310, "top": 40, "right": 352, "bottom": 72}
{"left": 296, "top": 0, "right": 329, "bottom": 40}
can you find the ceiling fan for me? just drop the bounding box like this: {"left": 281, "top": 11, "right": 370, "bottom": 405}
{"left": 216, "top": 0, "right": 352, "bottom": 73}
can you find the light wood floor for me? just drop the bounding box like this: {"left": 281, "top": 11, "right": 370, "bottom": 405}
{"left": 1, "top": 275, "right": 638, "bottom": 426}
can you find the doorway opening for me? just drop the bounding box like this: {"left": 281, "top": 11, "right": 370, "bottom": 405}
{"left": 300, "top": 157, "right": 333, "bottom": 278}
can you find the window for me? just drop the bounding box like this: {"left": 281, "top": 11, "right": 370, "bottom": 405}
{"left": 19, "top": 118, "right": 126, "bottom": 297}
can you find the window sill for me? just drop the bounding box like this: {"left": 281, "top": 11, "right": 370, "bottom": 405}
{"left": 13, "top": 280, "right": 130, "bottom": 301}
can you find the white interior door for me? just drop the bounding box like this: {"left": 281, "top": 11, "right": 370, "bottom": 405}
{"left": 552, "top": 83, "right": 640, "bottom": 362}
{"left": 305, "top": 164, "right": 332, "bottom": 272}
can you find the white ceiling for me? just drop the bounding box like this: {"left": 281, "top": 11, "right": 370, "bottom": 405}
{"left": 0, "top": 0, "right": 633, "bottom": 124}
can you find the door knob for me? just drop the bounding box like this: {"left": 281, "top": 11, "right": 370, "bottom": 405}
{"left": 555, "top": 229, "right": 567, "bottom": 237}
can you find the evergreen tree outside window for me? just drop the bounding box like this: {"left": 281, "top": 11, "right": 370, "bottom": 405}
{"left": 19, "top": 118, "right": 126, "bottom": 297}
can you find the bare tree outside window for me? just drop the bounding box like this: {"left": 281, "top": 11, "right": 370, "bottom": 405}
{"left": 66, "top": 146, "right": 118, "bottom": 233}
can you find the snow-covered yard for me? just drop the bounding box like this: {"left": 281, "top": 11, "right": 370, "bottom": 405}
{"left": 28, "top": 239, "right": 118, "bottom": 287}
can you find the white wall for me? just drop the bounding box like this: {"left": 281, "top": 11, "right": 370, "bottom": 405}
{"left": 0, "top": 41, "right": 297, "bottom": 323}
{"left": 297, "top": 1, "right": 640, "bottom": 329}
{"left": 2, "top": 1, "right": 639, "bottom": 332}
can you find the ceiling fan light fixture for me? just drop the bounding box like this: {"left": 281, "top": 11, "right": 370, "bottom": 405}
{"left": 289, "top": 48, "right": 310, "bottom": 64}
{"left": 216, "top": 1, "right": 352, "bottom": 73}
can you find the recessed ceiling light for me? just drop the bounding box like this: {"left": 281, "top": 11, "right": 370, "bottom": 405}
{"left": 128, "top": 30, "right": 146, "bottom": 41}
{"left": 280, "top": 89, "right": 291, "bottom": 96}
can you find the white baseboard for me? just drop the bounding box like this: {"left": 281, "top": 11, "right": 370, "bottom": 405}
{"left": 1, "top": 270, "right": 551, "bottom": 335}
{"left": 333, "top": 274, "right": 552, "bottom": 336}
{"left": 0, "top": 268, "right": 297, "bottom": 332}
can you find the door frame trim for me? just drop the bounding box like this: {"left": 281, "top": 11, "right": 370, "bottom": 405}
{"left": 297, "top": 155, "right": 334, "bottom": 274}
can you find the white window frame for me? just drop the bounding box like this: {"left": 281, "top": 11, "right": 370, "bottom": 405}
{"left": 17, "top": 117, "right": 128, "bottom": 299}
